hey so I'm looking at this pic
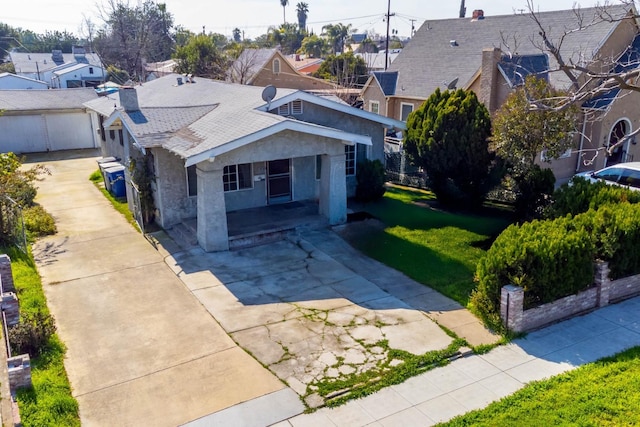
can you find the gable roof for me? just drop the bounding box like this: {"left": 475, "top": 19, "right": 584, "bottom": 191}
{"left": 372, "top": 71, "right": 399, "bottom": 96}
{"left": 10, "top": 51, "right": 103, "bottom": 75}
{"left": 227, "top": 48, "right": 278, "bottom": 84}
{"left": 497, "top": 54, "right": 549, "bottom": 88}
{"left": 582, "top": 32, "right": 640, "bottom": 110}
{"left": 389, "top": 5, "right": 633, "bottom": 98}
{"left": 85, "top": 74, "right": 403, "bottom": 166}
{"left": 0, "top": 87, "right": 97, "bottom": 110}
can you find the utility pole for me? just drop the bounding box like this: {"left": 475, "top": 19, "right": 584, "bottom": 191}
{"left": 384, "top": 0, "right": 395, "bottom": 71}
{"left": 459, "top": 0, "right": 466, "bottom": 18}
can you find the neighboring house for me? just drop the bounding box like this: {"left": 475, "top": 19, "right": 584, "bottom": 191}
{"left": 284, "top": 54, "right": 324, "bottom": 75}
{"left": 84, "top": 74, "right": 404, "bottom": 252}
{"left": 356, "top": 52, "right": 400, "bottom": 73}
{"left": 51, "top": 63, "right": 106, "bottom": 88}
{"left": 227, "top": 48, "right": 336, "bottom": 92}
{"left": 0, "top": 88, "right": 100, "bottom": 153}
{"left": 360, "top": 6, "right": 640, "bottom": 183}
{"left": 0, "top": 73, "right": 48, "bottom": 90}
{"left": 10, "top": 46, "right": 103, "bottom": 87}
{"left": 145, "top": 59, "right": 177, "bottom": 81}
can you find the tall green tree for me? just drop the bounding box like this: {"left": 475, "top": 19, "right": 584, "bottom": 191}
{"left": 403, "top": 89, "right": 496, "bottom": 206}
{"left": 314, "top": 52, "right": 367, "bottom": 88}
{"left": 322, "top": 23, "right": 352, "bottom": 54}
{"left": 95, "top": 0, "right": 175, "bottom": 79}
{"left": 0, "top": 23, "right": 18, "bottom": 59}
{"left": 491, "top": 76, "right": 579, "bottom": 219}
{"left": 296, "top": 2, "right": 309, "bottom": 30}
{"left": 492, "top": 76, "right": 579, "bottom": 173}
{"left": 173, "top": 34, "right": 226, "bottom": 79}
{"left": 299, "top": 34, "right": 327, "bottom": 58}
{"left": 280, "top": 0, "right": 289, "bottom": 24}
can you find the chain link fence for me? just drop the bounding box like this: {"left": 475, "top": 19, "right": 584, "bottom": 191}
{"left": 0, "top": 196, "right": 27, "bottom": 253}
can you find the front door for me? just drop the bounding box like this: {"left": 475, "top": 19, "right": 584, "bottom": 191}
{"left": 267, "top": 159, "right": 292, "bottom": 204}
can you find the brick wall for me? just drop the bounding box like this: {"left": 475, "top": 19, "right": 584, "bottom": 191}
{"left": 501, "top": 261, "right": 640, "bottom": 333}
{"left": 0, "top": 255, "right": 15, "bottom": 294}
{"left": 7, "top": 354, "right": 31, "bottom": 391}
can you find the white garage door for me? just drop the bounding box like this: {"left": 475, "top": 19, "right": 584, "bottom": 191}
{"left": 0, "top": 112, "right": 97, "bottom": 154}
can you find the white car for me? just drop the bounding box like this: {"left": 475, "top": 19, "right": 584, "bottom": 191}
{"left": 574, "top": 162, "right": 640, "bottom": 191}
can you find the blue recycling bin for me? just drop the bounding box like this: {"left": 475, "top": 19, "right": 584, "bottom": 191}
{"left": 104, "top": 165, "right": 126, "bottom": 198}
{"left": 99, "top": 161, "right": 122, "bottom": 191}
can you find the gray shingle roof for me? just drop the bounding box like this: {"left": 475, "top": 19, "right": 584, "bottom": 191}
{"left": 389, "top": 5, "right": 631, "bottom": 97}
{"left": 498, "top": 54, "right": 549, "bottom": 87}
{"left": 10, "top": 52, "right": 103, "bottom": 74}
{"left": 0, "top": 87, "right": 98, "bottom": 110}
{"left": 86, "top": 74, "right": 299, "bottom": 159}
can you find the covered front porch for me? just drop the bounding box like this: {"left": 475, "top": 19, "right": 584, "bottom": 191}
{"left": 168, "top": 200, "right": 329, "bottom": 250}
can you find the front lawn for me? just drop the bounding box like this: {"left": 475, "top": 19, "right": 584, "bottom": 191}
{"left": 348, "top": 185, "right": 511, "bottom": 306}
{"left": 439, "top": 346, "right": 640, "bottom": 426}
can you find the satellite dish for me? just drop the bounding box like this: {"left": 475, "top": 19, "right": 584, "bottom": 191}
{"left": 261, "top": 85, "right": 277, "bottom": 103}
{"left": 447, "top": 77, "right": 459, "bottom": 90}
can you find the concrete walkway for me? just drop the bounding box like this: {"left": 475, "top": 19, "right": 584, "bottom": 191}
{"left": 273, "top": 294, "right": 640, "bottom": 426}
{"left": 27, "top": 151, "right": 298, "bottom": 426}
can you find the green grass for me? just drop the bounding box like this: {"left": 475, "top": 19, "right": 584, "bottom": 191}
{"left": 438, "top": 346, "right": 640, "bottom": 426}
{"left": 352, "top": 185, "right": 511, "bottom": 306}
{"left": 90, "top": 169, "right": 139, "bottom": 232}
{"left": 2, "top": 246, "right": 80, "bottom": 427}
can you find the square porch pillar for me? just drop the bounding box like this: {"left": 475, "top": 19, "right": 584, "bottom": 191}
{"left": 319, "top": 152, "right": 347, "bottom": 225}
{"left": 196, "top": 165, "right": 229, "bottom": 252}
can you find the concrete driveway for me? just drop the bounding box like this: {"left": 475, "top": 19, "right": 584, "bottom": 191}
{"left": 28, "top": 151, "right": 298, "bottom": 426}
{"left": 157, "top": 221, "right": 498, "bottom": 410}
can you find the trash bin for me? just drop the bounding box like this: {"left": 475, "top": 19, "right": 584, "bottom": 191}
{"left": 99, "top": 161, "right": 122, "bottom": 191}
{"left": 104, "top": 165, "right": 126, "bottom": 198}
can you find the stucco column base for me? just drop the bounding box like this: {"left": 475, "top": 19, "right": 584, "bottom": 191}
{"left": 196, "top": 165, "right": 229, "bottom": 252}
{"left": 319, "top": 152, "right": 347, "bottom": 225}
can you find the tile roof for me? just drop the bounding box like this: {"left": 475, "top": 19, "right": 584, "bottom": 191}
{"left": 389, "top": 5, "right": 631, "bottom": 98}
{"left": 0, "top": 87, "right": 98, "bottom": 110}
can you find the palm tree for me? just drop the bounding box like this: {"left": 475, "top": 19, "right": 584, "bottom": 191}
{"left": 280, "top": 0, "right": 289, "bottom": 24}
{"left": 296, "top": 2, "right": 309, "bottom": 30}
{"left": 322, "top": 23, "right": 352, "bottom": 54}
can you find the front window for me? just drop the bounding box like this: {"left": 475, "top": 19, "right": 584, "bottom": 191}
{"left": 400, "top": 103, "right": 414, "bottom": 121}
{"left": 273, "top": 59, "right": 281, "bottom": 74}
{"left": 345, "top": 145, "right": 356, "bottom": 176}
{"left": 223, "top": 163, "right": 253, "bottom": 191}
{"left": 370, "top": 101, "right": 380, "bottom": 114}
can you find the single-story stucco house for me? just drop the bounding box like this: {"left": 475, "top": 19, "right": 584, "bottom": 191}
{"left": 84, "top": 74, "right": 404, "bottom": 251}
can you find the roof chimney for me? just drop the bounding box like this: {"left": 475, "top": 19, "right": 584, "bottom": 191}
{"left": 471, "top": 9, "right": 485, "bottom": 21}
{"left": 119, "top": 87, "right": 139, "bottom": 112}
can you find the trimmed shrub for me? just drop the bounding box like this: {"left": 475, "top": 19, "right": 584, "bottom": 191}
{"left": 512, "top": 165, "right": 556, "bottom": 221}
{"left": 355, "top": 159, "right": 386, "bottom": 202}
{"left": 23, "top": 205, "right": 57, "bottom": 238}
{"left": 547, "top": 176, "right": 640, "bottom": 219}
{"left": 472, "top": 216, "right": 595, "bottom": 328}
{"left": 9, "top": 310, "right": 57, "bottom": 356}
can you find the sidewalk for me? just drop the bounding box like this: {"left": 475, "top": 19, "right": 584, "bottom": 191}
{"left": 274, "top": 295, "right": 640, "bottom": 426}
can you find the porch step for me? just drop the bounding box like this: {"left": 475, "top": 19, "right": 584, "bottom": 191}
{"left": 228, "top": 226, "right": 295, "bottom": 250}
{"left": 166, "top": 222, "right": 198, "bottom": 250}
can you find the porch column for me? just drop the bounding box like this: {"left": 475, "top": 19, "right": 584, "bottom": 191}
{"left": 319, "top": 152, "right": 347, "bottom": 225}
{"left": 196, "top": 164, "right": 229, "bottom": 252}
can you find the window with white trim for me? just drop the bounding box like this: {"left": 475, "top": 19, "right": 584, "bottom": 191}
{"left": 400, "top": 103, "right": 414, "bottom": 121}
{"left": 370, "top": 101, "right": 380, "bottom": 114}
{"left": 273, "top": 59, "right": 281, "bottom": 74}
{"left": 291, "top": 100, "right": 303, "bottom": 115}
{"left": 277, "top": 103, "right": 290, "bottom": 115}
{"left": 223, "top": 163, "right": 253, "bottom": 192}
{"left": 345, "top": 145, "right": 356, "bottom": 176}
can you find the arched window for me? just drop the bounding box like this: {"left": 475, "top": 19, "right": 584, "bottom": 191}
{"left": 272, "top": 59, "right": 281, "bottom": 74}
{"left": 606, "top": 119, "right": 632, "bottom": 166}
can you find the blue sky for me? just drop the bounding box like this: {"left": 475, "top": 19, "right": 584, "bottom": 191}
{"left": 5, "top": 0, "right": 609, "bottom": 39}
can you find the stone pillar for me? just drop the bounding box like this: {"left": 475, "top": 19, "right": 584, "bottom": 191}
{"left": 7, "top": 355, "right": 31, "bottom": 391}
{"left": 319, "top": 152, "right": 347, "bottom": 225}
{"left": 595, "top": 260, "right": 611, "bottom": 308}
{"left": 0, "top": 255, "right": 15, "bottom": 294}
{"left": 196, "top": 164, "right": 229, "bottom": 252}
{"left": 501, "top": 285, "right": 525, "bottom": 333}
{"left": 0, "top": 293, "right": 19, "bottom": 328}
